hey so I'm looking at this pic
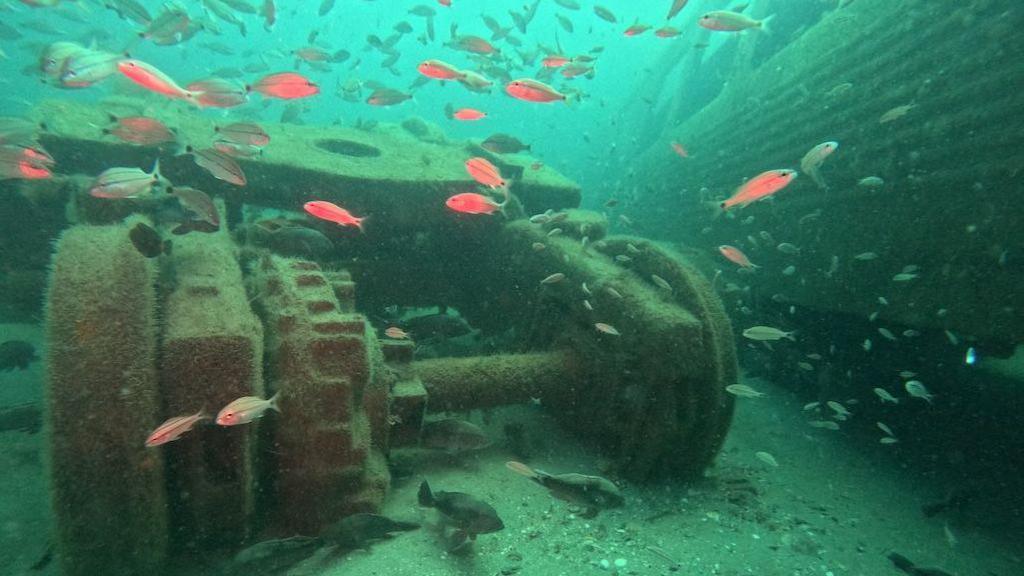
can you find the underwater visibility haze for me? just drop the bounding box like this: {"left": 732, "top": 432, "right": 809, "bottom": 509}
{"left": 1, "top": 0, "right": 1023, "bottom": 575}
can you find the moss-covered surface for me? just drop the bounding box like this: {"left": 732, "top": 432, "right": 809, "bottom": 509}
{"left": 44, "top": 219, "right": 168, "bottom": 576}
{"left": 158, "top": 211, "right": 264, "bottom": 549}
{"left": 27, "top": 98, "right": 580, "bottom": 223}
{"left": 250, "top": 255, "right": 389, "bottom": 534}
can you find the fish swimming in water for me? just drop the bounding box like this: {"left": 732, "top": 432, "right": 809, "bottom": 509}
{"left": 420, "top": 419, "right": 491, "bottom": 454}
{"left": 129, "top": 222, "right": 171, "bottom": 258}
{"left": 887, "top": 552, "right": 954, "bottom": 576}
{"left": 319, "top": 513, "right": 419, "bottom": 549}
{"left": 418, "top": 480, "right": 504, "bottom": 550}
{"left": 506, "top": 461, "right": 624, "bottom": 517}
{"left": 0, "top": 340, "right": 38, "bottom": 371}
{"left": 216, "top": 393, "right": 280, "bottom": 426}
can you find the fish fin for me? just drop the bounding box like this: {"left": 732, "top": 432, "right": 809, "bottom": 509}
{"left": 417, "top": 480, "right": 435, "bottom": 507}
{"left": 496, "top": 182, "right": 512, "bottom": 213}
{"left": 267, "top": 392, "right": 281, "bottom": 412}
{"left": 785, "top": 331, "right": 797, "bottom": 341}
{"left": 150, "top": 158, "right": 161, "bottom": 180}
{"left": 758, "top": 14, "right": 775, "bottom": 35}
{"left": 355, "top": 215, "right": 368, "bottom": 232}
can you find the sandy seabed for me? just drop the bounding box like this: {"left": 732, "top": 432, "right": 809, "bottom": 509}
{"left": 1, "top": 321, "right": 1020, "bottom": 576}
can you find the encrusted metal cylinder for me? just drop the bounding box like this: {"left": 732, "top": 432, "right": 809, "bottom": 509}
{"left": 415, "top": 351, "right": 580, "bottom": 412}
{"left": 45, "top": 220, "right": 169, "bottom": 576}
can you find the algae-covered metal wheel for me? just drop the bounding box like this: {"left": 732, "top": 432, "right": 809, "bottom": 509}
{"left": 412, "top": 214, "right": 739, "bottom": 481}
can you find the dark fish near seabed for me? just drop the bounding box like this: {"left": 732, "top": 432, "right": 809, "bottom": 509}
{"left": 129, "top": 222, "right": 172, "bottom": 258}
{"left": 247, "top": 220, "right": 334, "bottom": 257}
{"left": 421, "top": 419, "right": 491, "bottom": 453}
{"left": 482, "top": 133, "right": 531, "bottom": 154}
{"left": 417, "top": 480, "right": 504, "bottom": 542}
{"left": 0, "top": 341, "right": 38, "bottom": 371}
{"left": 227, "top": 535, "right": 320, "bottom": 576}
{"left": 506, "top": 461, "right": 624, "bottom": 517}
{"left": 0, "top": 404, "right": 42, "bottom": 434}
{"left": 319, "top": 513, "right": 419, "bottom": 549}
{"left": 887, "top": 553, "right": 954, "bottom": 576}
{"left": 400, "top": 312, "right": 473, "bottom": 340}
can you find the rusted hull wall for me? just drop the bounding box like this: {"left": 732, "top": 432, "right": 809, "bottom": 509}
{"left": 627, "top": 0, "right": 1024, "bottom": 343}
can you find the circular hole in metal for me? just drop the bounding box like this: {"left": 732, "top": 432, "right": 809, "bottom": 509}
{"left": 315, "top": 139, "right": 381, "bottom": 158}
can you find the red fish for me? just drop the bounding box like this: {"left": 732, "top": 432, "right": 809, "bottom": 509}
{"left": 624, "top": 24, "right": 651, "bottom": 36}
{"left": 465, "top": 157, "right": 506, "bottom": 189}
{"left": 720, "top": 169, "right": 797, "bottom": 210}
{"left": 451, "top": 35, "right": 497, "bottom": 55}
{"left": 505, "top": 79, "right": 568, "bottom": 103}
{"left": 216, "top": 393, "right": 279, "bottom": 426}
{"left": 248, "top": 72, "right": 319, "bottom": 99}
{"left": 187, "top": 78, "right": 248, "bottom": 108}
{"left": 542, "top": 55, "right": 572, "bottom": 68}
{"left": 0, "top": 160, "right": 51, "bottom": 180}
{"left": 670, "top": 141, "right": 689, "bottom": 158}
{"left": 118, "top": 59, "right": 200, "bottom": 102}
{"left": 718, "top": 245, "right": 758, "bottom": 268}
{"left": 418, "top": 59, "right": 465, "bottom": 80}
{"left": 655, "top": 26, "right": 681, "bottom": 38}
{"left": 304, "top": 200, "right": 366, "bottom": 231}
{"left": 438, "top": 0, "right": 451, "bottom": 6}
{"left": 446, "top": 192, "right": 503, "bottom": 215}
{"left": 103, "top": 115, "right": 176, "bottom": 146}
{"left": 145, "top": 411, "right": 207, "bottom": 447}
{"left": 453, "top": 108, "right": 486, "bottom": 121}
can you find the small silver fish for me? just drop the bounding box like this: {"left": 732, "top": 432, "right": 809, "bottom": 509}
{"left": 216, "top": 393, "right": 280, "bottom": 425}
{"left": 89, "top": 159, "right": 163, "bottom": 199}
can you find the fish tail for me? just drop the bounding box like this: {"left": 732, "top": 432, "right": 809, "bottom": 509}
{"left": 355, "top": 216, "right": 368, "bottom": 232}
{"left": 417, "top": 480, "right": 435, "bottom": 507}
{"left": 150, "top": 157, "right": 162, "bottom": 180}
{"left": 758, "top": 14, "right": 775, "bottom": 35}
{"left": 705, "top": 200, "right": 726, "bottom": 220}
{"left": 498, "top": 182, "right": 511, "bottom": 208}
{"left": 267, "top": 391, "right": 281, "bottom": 412}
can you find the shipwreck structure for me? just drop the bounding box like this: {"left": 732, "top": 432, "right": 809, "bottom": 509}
{"left": 17, "top": 99, "right": 738, "bottom": 576}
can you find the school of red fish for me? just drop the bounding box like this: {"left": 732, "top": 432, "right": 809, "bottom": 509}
{"left": 0, "top": 0, "right": 848, "bottom": 446}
